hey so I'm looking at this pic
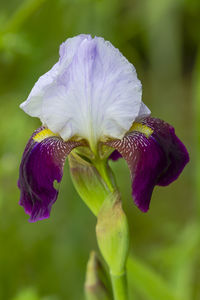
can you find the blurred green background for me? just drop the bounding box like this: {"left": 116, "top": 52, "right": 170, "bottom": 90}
{"left": 0, "top": 0, "right": 199, "bottom": 299}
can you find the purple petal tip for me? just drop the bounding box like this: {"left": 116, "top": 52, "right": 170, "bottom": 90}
{"left": 18, "top": 127, "right": 81, "bottom": 222}
{"left": 106, "top": 117, "right": 189, "bottom": 212}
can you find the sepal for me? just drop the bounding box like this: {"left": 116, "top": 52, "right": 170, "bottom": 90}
{"left": 84, "top": 251, "right": 111, "bottom": 300}
{"left": 106, "top": 117, "right": 189, "bottom": 212}
{"left": 18, "top": 127, "right": 81, "bottom": 222}
{"left": 96, "top": 191, "right": 129, "bottom": 276}
{"left": 68, "top": 152, "right": 111, "bottom": 216}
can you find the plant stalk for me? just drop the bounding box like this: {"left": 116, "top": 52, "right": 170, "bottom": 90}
{"left": 110, "top": 272, "right": 128, "bottom": 300}
{"left": 94, "top": 161, "right": 129, "bottom": 300}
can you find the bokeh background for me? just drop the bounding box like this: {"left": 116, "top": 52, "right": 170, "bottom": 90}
{"left": 0, "top": 0, "right": 199, "bottom": 299}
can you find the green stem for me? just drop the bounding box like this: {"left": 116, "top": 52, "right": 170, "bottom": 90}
{"left": 94, "top": 160, "right": 129, "bottom": 300}
{"left": 94, "top": 159, "right": 115, "bottom": 192}
{"left": 71, "top": 149, "right": 129, "bottom": 300}
{"left": 193, "top": 44, "right": 200, "bottom": 222}
{"left": 111, "top": 272, "right": 128, "bottom": 300}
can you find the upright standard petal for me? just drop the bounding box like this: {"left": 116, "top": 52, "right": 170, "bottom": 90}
{"left": 20, "top": 34, "right": 150, "bottom": 149}
{"left": 106, "top": 118, "right": 189, "bottom": 212}
{"left": 18, "top": 127, "right": 81, "bottom": 222}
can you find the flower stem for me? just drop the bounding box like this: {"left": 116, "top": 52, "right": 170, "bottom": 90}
{"left": 110, "top": 272, "right": 128, "bottom": 300}
{"left": 72, "top": 150, "right": 130, "bottom": 300}
{"left": 193, "top": 44, "right": 200, "bottom": 222}
{"left": 94, "top": 160, "right": 115, "bottom": 192}
{"left": 94, "top": 161, "right": 129, "bottom": 300}
{"left": 92, "top": 156, "right": 117, "bottom": 193}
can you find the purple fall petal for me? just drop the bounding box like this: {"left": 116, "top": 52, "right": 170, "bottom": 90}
{"left": 141, "top": 117, "right": 189, "bottom": 186}
{"left": 18, "top": 127, "right": 81, "bottom": 222}
{"left": 106, "top": 117, "right": 189, "bottom": 212}
{"left": 109, "top": 150, "right": 122, "bottom": 161}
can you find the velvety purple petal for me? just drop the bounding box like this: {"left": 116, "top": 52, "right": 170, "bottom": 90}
{"left": 18, "top": 127, "right": 81, "bottom": 222}
{"left": 141, "top": 117, "right": 189, "bottom": 186}
{"left": 105, "top": 117, "right": 189, "bottom": 212}
{"left": 109, "top": 150, "right": 122, "bottom": 161}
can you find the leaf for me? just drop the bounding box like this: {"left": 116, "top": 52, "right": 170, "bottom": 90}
{"left": 127, "top": 256, "right": 180, "bottom": 300}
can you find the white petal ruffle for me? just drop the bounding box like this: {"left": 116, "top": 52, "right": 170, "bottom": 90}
{"left": 20, "top": 34, "right": 150, "bottom": 148}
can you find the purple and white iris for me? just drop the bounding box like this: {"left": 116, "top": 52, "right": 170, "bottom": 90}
{"left": 18, "top": 34, "right": 189, "bottom": 222}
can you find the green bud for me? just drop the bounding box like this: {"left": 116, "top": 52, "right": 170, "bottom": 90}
{"left": 96, "top": 191, "right": 129, "bottom": 276}
{"left": 84, "top": 251, "right": 110, "bottom": 300}
{"left": 68, "top": 152, "right": 110, "bottom": 216}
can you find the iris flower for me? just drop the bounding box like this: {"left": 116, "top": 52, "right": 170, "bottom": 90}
{"left": 18, "top": 34, "right": 189, "bottom": 222}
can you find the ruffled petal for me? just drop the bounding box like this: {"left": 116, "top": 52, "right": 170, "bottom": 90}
{"left": 141, "top": 117, "right": 189, "bottom": 186}
{"left": 18, "top": 127, "right": 81, "bottom": 222}
{"left": 20, "top": 35, "right": 87, "bottom": 121}
{"left": 20, "top": 34, "right": 150, "bottom": 147}
{"left": 105, "top": 117, "right": 189, "bottom": 212}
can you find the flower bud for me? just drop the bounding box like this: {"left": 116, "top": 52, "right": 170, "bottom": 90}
{"left": 68, "top": 152, "right": 110, "bottom": 216}
{"left": 96, "top": 191, "right": 129, "bottom": 276}
{"left": 84, "top": 251, "right": 110, "bottom": 300}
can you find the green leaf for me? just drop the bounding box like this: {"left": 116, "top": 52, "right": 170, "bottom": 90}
{"left": 150, "top": 223, "right": 200, "bottom": 300}
{"left": 127, "top": 256, "right": 180, "bottom": 300}
{"left": 85, "top": 251, "right": 111, "bottom": 300}
{"left": 12, "top": 288, "right": 40, "bottom": 300}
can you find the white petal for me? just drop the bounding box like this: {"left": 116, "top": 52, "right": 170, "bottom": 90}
{"left": 20, "top": 35, "right": 89, "bottom": 119}
{"left": 20, "top": 63, "right": 59, "bottom": 119}
{"left": 137, "top": 102, "right": 151, "bottom": 119}
{"left": 20, "top": 34, "right": 150, "bottom": 148}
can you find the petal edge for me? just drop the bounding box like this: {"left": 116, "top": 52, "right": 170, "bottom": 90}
{"left": 18, "top": 127, "right": 81, "bottom": 222}
{"left": 105, "top": 117, "right": 189, "bottom": 212}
